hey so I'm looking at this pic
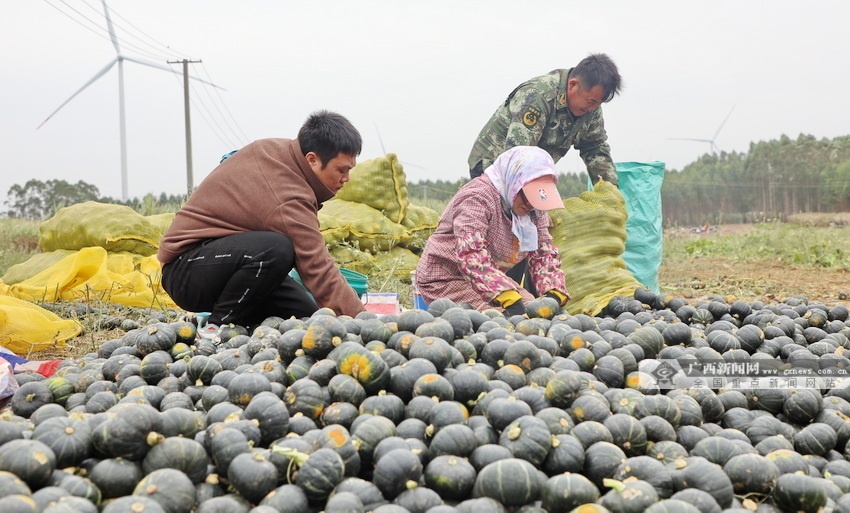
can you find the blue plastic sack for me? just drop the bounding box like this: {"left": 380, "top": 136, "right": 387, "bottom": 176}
{"left": 288, "top": 267, "right": 368, "bottom": 299}
{"left": 616, "top": 161, "right": 665, "bottom": 293}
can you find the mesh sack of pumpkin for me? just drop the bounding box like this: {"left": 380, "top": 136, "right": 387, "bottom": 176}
{"left": 400, "top": 203, "right": 440, "bottom": 250}
{"left": 1, "top": 250, "right": 77, "bottom": 285}
{"left": 334, "top": 153, "right": 409, "bottom": 223}
{"left": 372, "top": 246, "right": 420, "bottom": 284}
{"left": 321, "top": 199, "right": 412, "bottom": 253}
{"left": 329, "top": 244, "right": 376, "bottom": 275}
{"left": 145, "top": 212, "right": 176, "bottom": 240}
{"left": 549, "top": 179, "right": 642, "bottom": 316}
{"left": 318, "top": 210, "right": 352, "bottom": 247}
{"left": 39, "top": 201, "right": 163, "bottom": 256}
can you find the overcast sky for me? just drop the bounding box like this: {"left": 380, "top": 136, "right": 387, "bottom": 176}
{"left": 3, "top": 0, "right": 849, "bottom": 201}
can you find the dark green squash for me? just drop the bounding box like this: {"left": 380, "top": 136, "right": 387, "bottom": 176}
{"left": 227, "top": 369, "right": 272, "bottom": 407}
{"left": 408, "top": 337, "right": 454, "bottom": 373}
{"left": 423, "top": 455, "right": 476, "bottom": 501}
{"left": 102, "top": 495, "right": 168, "bottom": 513}
{"left": 627, "top": 326, "right": 665, "bottom": 358}
{"left": 634, "top": 395, "right": 681, "bottom": 427}
{"left": 412, "top": 373, "right": 454, "bottom": 402}
{"left": 10, "top": 381, "right": 54, "bottom": 418}
{"left": 392, "top": 486, "right": 442, "bottom": 512}
{"left": 372, "top": 448, "right": 422, "bottom": 500}
{"left": 429, "top": 424, "right": 477, "bottom": 459}
{"left": 301, "top": 316, "right": 346, "bottom": 359}
{"left": 324, "top": 491, "right": 365, "bottom": 513}
{"left": 243, "top": 391, "right": 290, "bottom": 446}
{"left": 472, "top": 458, "right": 543, "bottom": 507}
{"left": 89, "top": 457, "right": 144, "bottom": 499}
{"left": 541, "top": 472, "right": 599, "bottom": 512}
{"left": 284, "top": 378, "right": 325, "bottom": 420}
{"left": 535, "top": 406, "right": 575, "bottom": 435}
{"left": 293, "top": 448, "right": 345, "bottom": 502}
{"left": 0, "top": 439, "right": 57, "bottom": 489}
{"left": 498, "top": 415, "right": 551, "bottom": 466}
{"left": 600, "top": 478, "right": 659, "bottom": 513}
{"left": 227, "top": 451, "right": 278, "bottom": 504}
{"left": 502, "top": 340, "right": 544, "bottom": 373}
{"left": 440, "top": 307, "right": 475, "bottom": 339}
{"left": 543, "top": 434, "right": 585, "bottom": 474}
{"left": 570, "top": 420, "right": 613, "bottom": 449}
{"left": 258, "top": 484, "right": 309, "bottom": 513}
{"left": 142, "top": 436, "right": 209, "bottom": 484}
{"left": 615, "top": 455, "right": 674, "bottom": 498}
{"left": 132, "top": 468, "right": 196, "bottom": 513}
{"left": 331, "top": 343, "right": 391, "bottom": 394}
{"left": 58, "top": 474, "right": 101, "bottom": 505}
{"left": 351, "top": 415, "right": 397, "bottom": 467}
{"left": 414, "top": 319, "right": 456, "bottom": 343}
{"left": 794, "top": 422, "right": 837, "bottom": 456}
{"left": 722, "top": 453, "right": 779, "bottom": 497}
{"left": 583, "top": 441, "right": 626, "bottom": 489}
{"left": 186, "top": 355, "right": 222, "bottom": 386}
{"left": 771, "top": 473, "right": 827, "bottom": 513}
{"left": 604, "top": 413, "right": 648, "bottom": 457}
{"left": 544, "top": 369, "right": 582, "bottom": 408}
{"left": 0, "top": 494, "right": 39, "bottom": 513}
{"left": 485, "top": 396, "right": 533, "bottom": 432}
{"left": 31, "top": 417, "right": 91, "bottom": 468}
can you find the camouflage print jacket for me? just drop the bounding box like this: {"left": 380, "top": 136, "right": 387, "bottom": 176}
{"left": 468, "top": 68, "right": 617, "bottom": 185}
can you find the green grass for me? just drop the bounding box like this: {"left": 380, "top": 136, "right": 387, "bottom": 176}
{"left": 0, "top": 218, "right": 40, "bottom": 277}
{"left": 663, "top": 223, "right": 850, "bottom": 270}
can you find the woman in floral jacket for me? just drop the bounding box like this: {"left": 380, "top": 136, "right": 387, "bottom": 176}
{"left": 415, "top": 146, "right": 570, "bottom": 315}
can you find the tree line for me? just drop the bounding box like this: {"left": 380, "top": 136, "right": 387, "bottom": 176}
{"left": 7, "top": 133, "right": 850, "bottom": 225}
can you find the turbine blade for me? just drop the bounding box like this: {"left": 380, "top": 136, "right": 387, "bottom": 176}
{"left": 668, "top": 137, "right": 713, "bottom": 143}
{"left": 102, "top": 0, "right": 121, "bottom": 55}
{"left": 123, "top": 56, "right": 225, "bottom": 89}
{"left": 37, "top": 58, "right": 119, "bottom": 129}
{"left": 374, "top": 123, "right": 387, "bottom": 155}
{"left": 712, "top": 103, "right": 737, "bottom": 141}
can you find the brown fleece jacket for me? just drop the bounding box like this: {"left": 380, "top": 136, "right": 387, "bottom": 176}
{"left": 158, "top": 138, "right": 364, "bottom": 317}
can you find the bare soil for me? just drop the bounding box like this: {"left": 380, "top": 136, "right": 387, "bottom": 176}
{"left": 660, "top": 224, "right": 850, "bottom": 307}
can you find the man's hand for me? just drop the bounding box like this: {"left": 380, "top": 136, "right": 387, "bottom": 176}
{"left": 503, "top": 300, "right": 526, "bottom": 318}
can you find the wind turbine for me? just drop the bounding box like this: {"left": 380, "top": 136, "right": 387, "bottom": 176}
{"left": 373, "top": 123, "right": 425, "bottom": 170}
{"left": 37, "top": 0, "right": 218, "bottom": 201}
{"left": 669, "top": 104, "right": 737, "bottom": 155}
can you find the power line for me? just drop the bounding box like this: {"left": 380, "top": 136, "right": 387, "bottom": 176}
{"left": 200, "top": 62, "right": 250, "bottom": 143}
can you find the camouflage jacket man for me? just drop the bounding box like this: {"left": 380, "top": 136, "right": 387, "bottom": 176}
{"left": 468, "top": 68, "right": 617, "bottom": 185}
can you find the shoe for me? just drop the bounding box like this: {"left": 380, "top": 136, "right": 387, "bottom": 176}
{"left": 197, "top": 323, "right": 220, "bottom": 344}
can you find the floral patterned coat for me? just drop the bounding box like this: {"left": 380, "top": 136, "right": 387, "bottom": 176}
{"left": 414, "top": 175, "right": 567, "bottom": 310}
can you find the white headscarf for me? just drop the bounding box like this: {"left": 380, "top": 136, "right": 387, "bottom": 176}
{"left": 484, "top": 146, "right": 558, "bottom": 252}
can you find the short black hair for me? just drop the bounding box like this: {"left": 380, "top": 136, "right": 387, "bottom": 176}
{"left": 572, "top": 53, "right": 622, "bottom": 103}
{"left": 298, "top": 110, "right": 362, "bottom": 165}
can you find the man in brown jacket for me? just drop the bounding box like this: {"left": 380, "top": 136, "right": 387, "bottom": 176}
{"left": 158, "top": 110, "right": 365, "bottom": 328}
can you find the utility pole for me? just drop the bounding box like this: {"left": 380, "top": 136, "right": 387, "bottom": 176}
{"left": 169, "top": 59, "right": 201, "bottom": 196}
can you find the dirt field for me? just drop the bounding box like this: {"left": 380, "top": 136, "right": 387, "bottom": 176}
{"left": 659, "top": 224, "right": 850, "bottom": 306}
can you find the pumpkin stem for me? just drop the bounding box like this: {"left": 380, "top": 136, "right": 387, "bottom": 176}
{"left": 603, "top": 478, "right": 626, "bottom": 493}
{"left": 405, "top": 480, "right": 419, "bottom": 490}
{"left": 146, "top": 432, "right": 164, "bottom": 447}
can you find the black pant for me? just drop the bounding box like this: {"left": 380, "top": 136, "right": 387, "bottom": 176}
{"left": 161, "top": 231, "right": 318, "bottom": 327}
{"left": 506, "top": 258, "right": 538, "bottom": 297}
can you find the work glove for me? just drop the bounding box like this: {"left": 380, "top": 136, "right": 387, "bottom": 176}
{"left": 503, "top": 300, "right": 526, "bottom": 318}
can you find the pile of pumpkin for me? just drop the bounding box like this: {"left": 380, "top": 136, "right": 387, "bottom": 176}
{"left": 2, "top": 289, "right": 850, "bottom": 513}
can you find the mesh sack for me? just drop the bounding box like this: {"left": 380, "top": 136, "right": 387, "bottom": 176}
{"left": 372, "top": 246, "right": 421, "bottom": 283}
{"left": 400, "top": 203, "right": 440, "bottom": 249}
{"left": 335, "top": 153, "right": 409, "bottom": 223}
{"left": 328, "top": 245, "right": 376, "bottom": 275}
{"left": 2, "top": 250, "right": 76, "bottom": 285}
{"left": 318, "top": 211, "right": 352, "bottom": 246}
{"left": 145, "top": 212, "right": 176, "bottom": 239}
{"left": 321, "top": 199, "right": 411, "bottom": 253}
{"left": 1, "top": 247, "right": 176, "bottom": 309}
{"left": 39, "top": 201, "right": 162, "bottom": 256}
{"left": 0, "top": 295, "right": 81, "bottom": 354}
{"left": 549, "top": 180, "right": 642, "bottom": 316}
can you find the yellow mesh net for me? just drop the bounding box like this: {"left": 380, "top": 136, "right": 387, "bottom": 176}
{"left": 39, "top": 201, "right": 163, "bottom": 256}
{"left": 549, "top": 180, "right": 642, "bottom": 316}
{"left": 0, "top": 295, "right": 81, "bottom": 354}
{"left": 321, "top": 199, "right": 411, "bottom": 253}
{"left": 335, "top": 153, "right": 410, "bottom": 223}
{"left": 0, "top": 247, "right": 175, "bottom": 310}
